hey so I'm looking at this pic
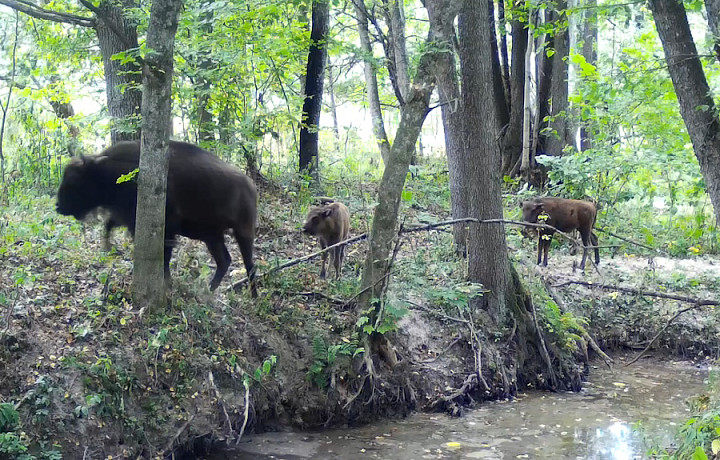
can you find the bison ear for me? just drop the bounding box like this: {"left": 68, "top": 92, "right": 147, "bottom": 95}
{"left": 535, "top": 202, "right": 544, "bottom": 211}
{"left": 322, "top": 208, "right": 333, "bottom": 218}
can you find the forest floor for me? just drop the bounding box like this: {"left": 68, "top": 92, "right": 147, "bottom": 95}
{"left": 1, "top": 188, "right": 719, "bottom": 459}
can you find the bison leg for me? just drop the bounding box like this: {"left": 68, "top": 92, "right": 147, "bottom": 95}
{"left": 536, "top": 236, "right": 543, "bottom": 265}
{"left": 205, "top": 235, "right": 231, "bottom": 291}
{"left": 163, "top": 237, "right": 176, "bottom": 281}
{"left": 103, "top": 218, "right": 119, "bottom": 252}
{"left": 320, "top": 241, "right": 328, "bottom": 279}
{"left": 591, "top": 232, "right": 600, "bottom": 265}
{"left": 233, "top": 227, "right": 257, "bottom": 298}
{"left": 332, "top": 245, "right": 344, "bottom": 279}
{"left": 579, "top": 229, "right": 592, "bottom": 270}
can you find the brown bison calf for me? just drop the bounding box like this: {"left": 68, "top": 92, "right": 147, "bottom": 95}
{"left": 56, "top": 140, "right": 258, "bottom": 297}
{"left": 521, "top": 197, "right": 600, "bottom": 270}
{"left": 303, "top": 201, "right": 350, "bottom": 279}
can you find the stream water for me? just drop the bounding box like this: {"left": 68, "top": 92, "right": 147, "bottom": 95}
{"left": 208, "top": 358, "right": 709, "bottom": 460}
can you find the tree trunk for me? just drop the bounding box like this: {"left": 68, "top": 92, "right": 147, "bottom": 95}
{"left": 357, "top": 27, "right": 441, "bottom": 319}
{"left": 705, "top": 0, "right": 720, "bottom": 64}
{"left": 132, "top": 0, "right": 183, "bottom": 309}
{"left": 544, "top": 0, "right": 570, "bottom": 156}
{"left": 488, "top": 0, "right": 510, "bottom": 131}
{"left": 579, "top": 0, "right": 597, "bottom": 152}
{"left": 429, "top": 0, "right": 466, "bottom": 255}
{"left": 298, "top": 0, "right": 330, "bottom": 178}
{"left": 520, "top": 15, "right": 534, "bottom": 176}
{"left": 196, "top": 3, "right": 215, "bottom": 143}
{"left": 326, "top": 63, "right": 341, "bottom": 149}
{"left": 354, "top": 0, "right": 391, "bottom": 164}
{"left": 534, "top": 10, "right": 552, "bottom": 156}
{"left": 500, "top": 0, "right": 528, "bottom": 177}
{"left": 459, "top": 0, "right": 509, "bottom": 317}
{"left": 497, "top": 0, "right": 511, "bottom": 106}
{"left": 650, "top": 0, "right": 720, "bottom": 226}
{"left": 96, "top": 0, "right": 142, "bottom": 143}
{"left": 387, "top": 0, "right": 410, "bottom": 102}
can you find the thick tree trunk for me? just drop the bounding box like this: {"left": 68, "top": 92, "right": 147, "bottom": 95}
{"left": 459, "top": 0, "right": 509, "bottom": 318}
{"left": 544, "top": 0, "right": 570, "bottom": 156}
{"left": 579, "top": 0, "right": 597, "bottom": 152}
{"left": 500, "top": 0, "right": 528, "bottom": 177}
{"left": 354, "top": 1, "right": 391, "bottom": 164}
{"left": 132, "top": 0, "right": 183, "bottom": 309}
{"left": 298, "top": 0, "right": 330, "bottom": 177}
{"left": 650, "top": 0, "right": 720, "bottom": 226}
{"left": 428, "top": 0, "right": 466, "bottom": 254}
{"left": 96, "top": 0, "right": 142, "bottom": 143}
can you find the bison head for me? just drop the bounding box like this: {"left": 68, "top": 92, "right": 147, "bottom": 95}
{"left": 56, "top": 156, "right": 103, "bottom": 220}
{"left": 302, "top": 206, "right": 334, "bottom": 237}
{"left": 520, "top": 200, "right": 544, "bottom": 224}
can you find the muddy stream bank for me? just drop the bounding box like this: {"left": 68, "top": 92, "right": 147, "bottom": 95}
{"left": 206, "top": 358, "right": 707, "bottom": 460}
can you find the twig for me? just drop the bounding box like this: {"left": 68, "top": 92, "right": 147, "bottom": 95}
{"left": 529, "top": 296, "right": 558, "bottom": 389}
{"left": 340, "top": 271, "right": 392, "bottom": 310}
{"left": 230, "top": 217, "right": 591, "bottom": 291}
{"left": 235, "top": 381, "right": 251, "bottom": 445}
{"left": 416, "top": 336, "right": 463, "bottom": 364}
{"left": 595, "top": 227, "right": 663, "bottom": 254}
{"left": 229, "top": 233, "right": 369, "bottom": 290}
{"left": 552, "top": 280, "right": 719, "bottom": 306}
{"left": 164, "top": 414, "right": 196, "bottom": 454}
{"left": 405, "top": 300, "right": 469, "bottom": 324}
{"left": 208, "top": 371, "right": 233, "bottom": 437}
{"left": 285, "top": 291, "right": 345, "bottom": 304}
{"left": 625, "top": 302, "right": 709, "bottom": 366}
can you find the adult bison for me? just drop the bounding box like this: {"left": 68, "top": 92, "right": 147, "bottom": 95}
{"left": 56, "top": 140, "right": 258, "bottom": 297}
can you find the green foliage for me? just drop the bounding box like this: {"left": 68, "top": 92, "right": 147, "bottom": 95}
{"left": 308, "top": 334, "right": 360, "bottom": 389}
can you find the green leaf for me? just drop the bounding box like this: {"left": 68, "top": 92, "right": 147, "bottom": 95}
{"left": 691, "top": 446, "right": 708, "bottom": 460}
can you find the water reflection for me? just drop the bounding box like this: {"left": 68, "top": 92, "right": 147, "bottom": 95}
{"left": 208, "top": 359, "right": 706, "bottom": 460}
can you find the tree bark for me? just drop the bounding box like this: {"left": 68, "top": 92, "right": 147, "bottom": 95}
{"left": 358, "top": 25, "right": 441, "bottom": 316}
{"left": 96, "top": 0, "right": 142, "bottom": 143}
{"left": 354, "top": 0, "right": 391, "bottom": 164}
{"left": 387, "top": 0, "right": 410, "bottom": 102}
{"left": 132, "top": 0, "right": 183, "bottom": 309}
{"left": 650, "top": 0, "right": 720, "bottom": 226}
{"left": 459, "top": 0, "right": 509, "bottom": 317}
{"left": 428, "top": 0, "right": 466, "bottom": 254}
{"left": 326, "top": 63, "right": 341, "bottom": 149}
{"left": 488, "top": 0, "right": 510, "bottom": 131}
{"left": 520, "top": 15, "right": 534, "bottom": 176}
{"left": 543, "top": 0, "right": 570, "bottom": 156}
{"left": 195, "top": 2, "right": 215, "bottom": 143}
{"left": 497, "top": 0, "right": 511, "bottom": 106}
{"left": 534, "top": 10, "right": 552, "bottom": 157}
{"left": 705, "top": 0, "right": 720, "bottom": 64}
{"left": 298, "top": 0, "right": 330, "bottom": 178}
{"left": 579, "top": 0, "right": 597, "bottom": 152}
{"left": 500, "top": 0, "right": 528, "bottom": 177}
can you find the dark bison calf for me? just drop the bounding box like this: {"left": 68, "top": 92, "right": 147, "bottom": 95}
{"left": 521, "top": 197, "right": 600, "bottom": 270}
{"left": 303, "top": 201, "right": 350, "bottom": 279}
{"left": 56, "top": 140, "right": 258, "bottom": 297}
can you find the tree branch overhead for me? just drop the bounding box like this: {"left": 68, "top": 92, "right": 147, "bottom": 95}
{"left": 0, "top": 0, "right": 95, "bottom": 27}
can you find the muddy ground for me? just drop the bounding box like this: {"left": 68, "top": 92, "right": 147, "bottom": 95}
{"left": 1, "top": 192, "right": 719, "bottom": 459}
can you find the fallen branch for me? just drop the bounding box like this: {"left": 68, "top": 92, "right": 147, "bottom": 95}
{"left": 595, "top": 227, "right": 662, "bottom": 254}
{"left": 552, "top": 280, "right": 719, "bottom": 306}
{"left": 285, "top": 291, "right": 345, "bottom": 304}
{"left": 229, "top": 233, "right": 369, "bottom": 291}
{"left": 625, "top": 302, "right": 710, "bottom": 366}
{"left": 230, "top": 217, "right": 595, "bottom": 291}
